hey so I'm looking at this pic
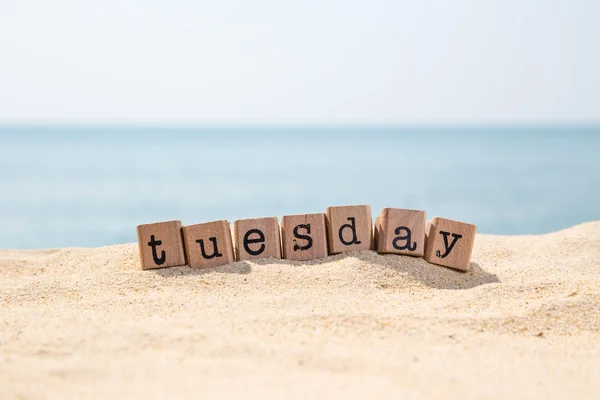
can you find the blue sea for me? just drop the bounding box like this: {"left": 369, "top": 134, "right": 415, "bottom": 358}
{"left": 0, "top": 127, "right": 599, "bottom": 249}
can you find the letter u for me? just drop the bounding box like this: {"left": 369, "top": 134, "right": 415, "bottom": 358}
{"left": 196, "top": 237, "right": 223, "bottom": 259}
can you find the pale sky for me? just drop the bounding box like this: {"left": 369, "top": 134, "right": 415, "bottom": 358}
{"left": 0, "top": 0, "right": 598, "bottom": 125}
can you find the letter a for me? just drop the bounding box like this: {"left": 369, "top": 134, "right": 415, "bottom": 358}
{"left": 392, "top": 226, "right": 417, "bottom": 251}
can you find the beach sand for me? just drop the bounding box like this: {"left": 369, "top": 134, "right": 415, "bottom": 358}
{"left": 1, "top": 222, "right": 599, "bottom": 399}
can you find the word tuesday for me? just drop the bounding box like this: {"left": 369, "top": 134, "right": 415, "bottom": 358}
{"left": 136, "top": 205, "right": 477, "bottom": 272}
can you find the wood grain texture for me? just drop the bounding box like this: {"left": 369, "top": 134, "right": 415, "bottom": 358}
{"left": 376, "top": 208, "right": 426, "bottom": 257}
{"left": 424, "top": 217, "right": 477, "bottom": 271}
{"left": 233, "top": 217, "right": 281, "bottom": 261}
{"left": 281, "top": 213, "right": 328, "bottom": 261}
{"left": 325, "top": 205, "right": 373, "bottom": 254}
{"left": 182, "top": 220, "right": 234, "bottom": 269}
{"left": 136, "top": 220, "right": 186, "bottom": 270}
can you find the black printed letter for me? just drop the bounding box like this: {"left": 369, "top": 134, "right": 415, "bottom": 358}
{"left": 148, "top": 235, "right": 166, "bottom": 265}
{"left": 243, "top": 229, "right": 266, "bottom": 256}
{"left": 196, "top": 237, "right": 223, "bottom": 259}
{"left": 339, "top": 217, "right": 361, "bottom": 246}
{"left": 293, "top": 224, "right": 313, "bottom": 251}
{"left": 438, "top": 231, "right": 462, "bottom": 258}
{"left": 392, "top": 226, "right": 417, "bottom": 251}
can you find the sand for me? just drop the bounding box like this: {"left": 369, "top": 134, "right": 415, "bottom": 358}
{"left": 1, "top": 222, "right": 599, "bottom": 399}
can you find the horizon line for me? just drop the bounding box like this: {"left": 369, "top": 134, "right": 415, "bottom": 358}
{"left": 1, "top": 122, "right": 599, "bottom": 130}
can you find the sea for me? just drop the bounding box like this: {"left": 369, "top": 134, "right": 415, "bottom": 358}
{"left": 0, "top": 126, "right": 599, "bottom": 249}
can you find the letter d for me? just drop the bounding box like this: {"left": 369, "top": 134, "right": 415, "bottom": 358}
{"left": 339, "top": 217, "right": 361, "bottom": 246}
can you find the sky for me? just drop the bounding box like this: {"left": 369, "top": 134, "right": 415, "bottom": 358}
{"left": 0, "top": 0, "right": 599, "bottom": 125}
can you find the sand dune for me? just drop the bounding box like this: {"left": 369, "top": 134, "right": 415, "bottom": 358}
{"left": 1, "top": 222, "right": 599, "bottom": 399}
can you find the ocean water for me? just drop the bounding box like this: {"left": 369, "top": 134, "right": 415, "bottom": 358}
{"left": 0, "top": 127, "right": 599, "bottom": 249}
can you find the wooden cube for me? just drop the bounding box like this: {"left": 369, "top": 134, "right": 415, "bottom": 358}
{"left": 281, "top": 213, "right": 328, "bottom": 261}
{"left": 376, "top": 208, "right": 426, "bottom": 257}
{"left": 136, "top": 220, "right": 186, "bottom": 270}
{"left": 233, "top": 217, "right": 281, "bottom": 261}
{"left": 182, "top": 220, "right": 234, "bottom": 269}
{"left": 424, "top": 217, "right": 477, "bottom": 271}
{"left": 374, "top": 216, "right": 381, "bottom": 251}
{"left": 325, "top": 205, "right": 373, "bottom": 254}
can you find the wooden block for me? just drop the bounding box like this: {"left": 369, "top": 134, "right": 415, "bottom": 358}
{"left": 325, "top": 205, "right": 373, "bottom": 254}
{"left": 281, "top": 213, "right": 328, "bottom": 261}
{"left": 182, "top": 220, "right": 234, "bottom": 269}
{"left": 374, "top": 216, "right": 381, "bottom": 251}
{"left": 233, "top": 217, "right": 281, "bottom": 261}
{"left": 136, "top": 220, "right": 186, "bottom": 270}
{"left": 424, "top": 217, "right": 476, "bottom": 271}
{"left": 376, "top": 208, "right": 426, "bottom": 257}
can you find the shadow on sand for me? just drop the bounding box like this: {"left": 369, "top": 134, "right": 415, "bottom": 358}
{"left": 370, "top": 254, "right": 500, "bottom": 290}
{"left": 152, "top": 251, "right": 499, "bottom": 290}
{"left": 153, "top": 261, "right": 252, "bottom": 278}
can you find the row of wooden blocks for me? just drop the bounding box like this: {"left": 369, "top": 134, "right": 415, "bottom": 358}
{"left": 136, "top": 205, "right": 477, "bottom": 272}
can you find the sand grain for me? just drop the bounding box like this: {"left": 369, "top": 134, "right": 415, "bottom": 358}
{"left": 1, "top": 223, "right": 599, "bottom": 399}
